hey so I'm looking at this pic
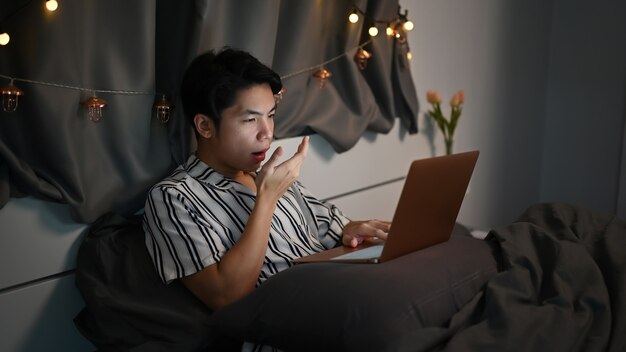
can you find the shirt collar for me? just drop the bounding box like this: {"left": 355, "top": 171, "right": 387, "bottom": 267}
{"left": 184, "top": 154, "right": 234, "bottom": 190}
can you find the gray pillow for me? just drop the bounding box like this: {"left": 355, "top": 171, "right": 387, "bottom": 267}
{"left": 208, "top": 232, "right": 498, "bottom": 351}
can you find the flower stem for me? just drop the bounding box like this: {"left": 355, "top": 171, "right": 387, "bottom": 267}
{"left": 445, "top": 138, "right": 453, "bottom": 155}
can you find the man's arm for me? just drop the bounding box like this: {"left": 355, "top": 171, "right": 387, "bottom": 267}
{"left": 181, "top": 137, "right": 309, "bottom": 310}
{"left": 180, "top": 194, "right": 277, "bottom": 309}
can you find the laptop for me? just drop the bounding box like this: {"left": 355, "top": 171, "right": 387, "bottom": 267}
{"left": 292, "top": 150, "right": 479, "bottom": 264}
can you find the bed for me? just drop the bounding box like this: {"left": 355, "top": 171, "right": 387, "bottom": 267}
{"left": 74, "top": 202, "right": 625, "bottom": 352}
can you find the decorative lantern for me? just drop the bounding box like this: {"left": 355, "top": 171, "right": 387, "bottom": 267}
{"left": 386, "top": 20, "right": 406, "bottom": 44}
{"left": 1, "top": 80, "right": 23, "bottom": 112}
{"left": 274, "top": 87, "right": 286, "bottom": 104}
{"left": 398, "top": 6, "right": 414, "bottom": 32}
{"left": 83, "top": 94, "right": 107, "bottom": 122}
{"left": 395, "top": 29, "right": 407, "bottom": 44}
{"left": 396, "top": 6, "right": 411, "bottom": 43}
{"left": 153, "top": 95, "right": 172, "bottom": 124}
{"left": 312, "top": 68, "right": 332, "bottom": 88}
{"left": 354, "top": 48, "right": 372, "bottom": 70}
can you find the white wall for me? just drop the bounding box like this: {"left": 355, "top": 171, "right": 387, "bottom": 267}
{"left": 0, "top": 199, "right": 92, "bottom": 351}
{"left": 2, "top": 0, "right": 625, "bottom": 350}
{"left": 404, "top": 0, "right": 553, "bottom": 228}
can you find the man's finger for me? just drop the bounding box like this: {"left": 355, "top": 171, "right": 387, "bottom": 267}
{"left": 276, "top": 138, "right": 309, "bottom": 170}
{"left": 282, "top": 136, "right": 309, "bottom": 166}
{"left": 296, "top": 136, "right": 309, "bottom": 157}
{"left": 349, "top": 237, "right": 361, "bottom": 248}
{"left": 265, "top": 147, "right": 284, "bottom": 168}
{"left": 370, "top": 219, "right": 391, "bottom": 232}
{"left": 373, "top": 228, "right": 388, "bottom": 240}
{"left": 359, "top": 223, "right": 388, "bottom": 240}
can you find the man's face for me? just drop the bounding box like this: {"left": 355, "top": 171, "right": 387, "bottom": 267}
{"left": 209, "top": 83, "right": 276, "bottom": 176}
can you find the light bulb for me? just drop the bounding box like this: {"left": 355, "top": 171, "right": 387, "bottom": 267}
{"left": 403, "top": 20, "right": 414, "bottom": 31}
{"left": 386, "top": 27, "right": 394, "bottom": 36}
{"left": 407, "top": 51, "right": 413, "bottom": 61}
{"left": 348, "top": 11, "right": 359, "bottom": 24}
{"left": 0, "top": 32, "right": 10, "bottom": 46}
{"left": 368, "top": 26, "right": 378, "bottom": 37}
{"left": 46, "top": 0, "right": 58, "bottom": 11}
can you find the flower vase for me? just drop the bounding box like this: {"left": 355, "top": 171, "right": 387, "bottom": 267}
{"left": 445, "top": 139, "right": 453, "bottom": 155}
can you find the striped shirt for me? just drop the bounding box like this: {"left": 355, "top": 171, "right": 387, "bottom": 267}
{"left": 143, "top": 154, "right": 349, "bottom": 285}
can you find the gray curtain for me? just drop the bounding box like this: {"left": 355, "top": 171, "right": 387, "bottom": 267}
{"left": 0, "top": 0, "right": 418, "bottom": 223}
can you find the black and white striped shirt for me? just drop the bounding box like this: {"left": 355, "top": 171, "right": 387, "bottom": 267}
{"left": 143, "top": 154, "right": 349, "bottom": 285}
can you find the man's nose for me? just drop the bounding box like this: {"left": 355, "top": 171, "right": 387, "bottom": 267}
{"left": 258, "top": 118, "right": 273, "bottom": 140}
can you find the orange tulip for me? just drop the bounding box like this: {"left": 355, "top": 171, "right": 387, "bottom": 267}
{"left": 450, "top": 90, "right": 465, "bottom": 107}
{"left": 426, "top": 90, "right": 442, "bottom": 105}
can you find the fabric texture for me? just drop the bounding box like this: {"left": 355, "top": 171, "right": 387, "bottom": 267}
{"left": 364, "top": 202, "right": 624, "bottom": 352}
{"left": 207, "top": 228, "right": 498, "bottom": 352}
{"left": 74, "top": 202, "right": 626, "bottom": 351}
{"left": 206, "top": 202, "right": 626, "bottom": 352}
{"left": 438, "top": 202, "right": 626, "bottom": 352}
{"left": 74, "top": 211, "right": 495, "bottom": 352}
{"left": 143, "top": 154, "right": 349, "bottom": 284}
{"left": 0, "top": 0, "right": 418, "bottom": 223}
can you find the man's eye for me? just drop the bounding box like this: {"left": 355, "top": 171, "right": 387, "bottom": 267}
{"left": 245, "top": 118, "right": 256, "bottom": 122}
{"left": 268, "top": 114, "right": 275, "bottom": 119}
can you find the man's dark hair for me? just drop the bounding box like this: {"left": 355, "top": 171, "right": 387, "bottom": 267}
{"left": 180, "top": 47, "right": 283, "bottom": 130}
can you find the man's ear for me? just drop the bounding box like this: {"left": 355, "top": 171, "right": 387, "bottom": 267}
{"left": 194, "top": 114, "right": 214, "bottom": 139}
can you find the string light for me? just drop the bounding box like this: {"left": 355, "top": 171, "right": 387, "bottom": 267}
{"left": 0, "top": 71, "right": 168, "bottom": 123}
{"left": 279, "top": 38, "right": 372, "bottom": 81}
{"left": 0, "top": 32, "right": 9, "bottom": 46}
{"left": 1, "top": 80, "right": 23, "bottom": 112}
{"left": 83, "top": 94, "right": 107, "bottom": 122}
{"left": 153, "top": 95, "right": 172, "bottom": 124}
{"left": 1, "top": 2, "right": 415, "bottom": 121}
{"left": 45, "top": 0, "right": 58, "bottom": 12}
{"left": 348, "top": 3, "right": 413, "bottom": 43}
{"left": 348, "top": 10, "right": 359, "bottom": 24}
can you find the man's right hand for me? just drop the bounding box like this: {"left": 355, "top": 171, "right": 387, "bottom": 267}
{"left": 256, "top": 136, "right": 309, "bottom": 202}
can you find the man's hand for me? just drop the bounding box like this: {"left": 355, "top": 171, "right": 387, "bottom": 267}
{"left": 342, "top": 219, "right": 391, "bottom": 247}
{"left": 255, "top": 136, "right": 309, "bottom": 202}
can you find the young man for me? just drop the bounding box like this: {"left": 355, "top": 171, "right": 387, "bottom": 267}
{"left": 143, "top": 48, "right": 390, "bottom": 311}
